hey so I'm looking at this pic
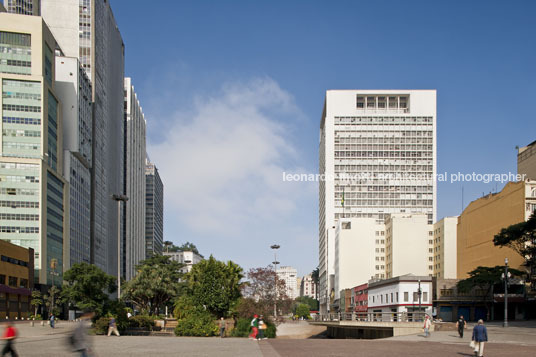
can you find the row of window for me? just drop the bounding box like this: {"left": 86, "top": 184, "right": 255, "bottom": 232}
{"left": 3, "top": 91, "right": 41, "bottom": 101}
{"left": 3, "top": 142, "right": 40, "bottom": 151}
{"left": 335, "top": 130, "right": 433, "bottom": 137}
{"left": 0, "top": 59, "right": 31, "bottom": 68}
{"left": 0, "top": 32, "right": 31, "bottom": 47}
{"left": 1, "top": 255, "right": 28, "bottom": 267}
{"left": 0, "top": 45, "right": 31, "bottom": 55}
{"left": 2, "top": 104, "right": 41, "bottom": 113}
{"left": 0, "top": 274, "right": 29, "bottom": 288}
{"left": 0, "top": 188, "right": 39, "bottom": 196}
{"left": 0, "top": 226, "right": 39, "bottom": 233}
{"left": 370, "top": 291, "right": 429, "bottom": 304}
{"left": 0, "top": 175, "right": 39, "bottom": 183}
{"left": 335, "top": 151, "right": 433, "bottom": 158}
{"left": 3, "top": 129, "right": 41, "bottom": 138}
{"left": 0, "top": 162, "right": 39, "bottom": 170}
{"left": 336, "top": 137, "right": 433, "bottom": 144}
{"left": 0, "top": 213, "right": 39, "bottom": 221}
{"left": 3, "top": 116, "right": 41, "bottom": 125}
{"left": 0, "top": 200, "right": 39, "bottom": 208}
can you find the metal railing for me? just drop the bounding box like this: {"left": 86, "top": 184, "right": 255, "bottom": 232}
{"left": 314, "top": 311, "right": 428, "bottom": 323}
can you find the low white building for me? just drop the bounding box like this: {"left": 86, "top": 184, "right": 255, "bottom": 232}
{"left": 164, "top": 251, "right": 203, "bottom": 273}
{"left": 367, "top": 275, "right": 432, "bottom": 316}
{"left": 277, "top": 266, "right": 298, "bottom": 299}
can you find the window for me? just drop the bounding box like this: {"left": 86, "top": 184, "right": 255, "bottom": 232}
{"left": 413, "top": 292, "right": 419, "bottom": 302}
{"left": 19, "top": 278, "right": 28, "bottom": 288}
{"left": 0, "top": 274, "right": 5, "bottom": 285}
{"left": 381, "top": 295, "right": 383, "bottom": 303}
{"left": 396, "top": 292, "right": 399, "bottom": 302}
{"left": 423, "top": 292, "right": 428, "bottom": 302}
{"left": 404, "top": 292, "right": 408, "bottom": 302}
{"left": 8, "top": 276, "right": 17, "bottom": 287}
{"left": 391, "top": 293, "right": 393, "bottom": 303}
{"left": 342, "top": 222, "right": 351, "bottom": 229}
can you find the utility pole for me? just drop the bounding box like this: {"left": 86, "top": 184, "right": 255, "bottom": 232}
{"left": 271, "top": 244, "right": 280, "bottom": 318}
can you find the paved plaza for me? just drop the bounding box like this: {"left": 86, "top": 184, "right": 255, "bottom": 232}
{"left": 5, "top": 321, "right": 536, "bottom": 356}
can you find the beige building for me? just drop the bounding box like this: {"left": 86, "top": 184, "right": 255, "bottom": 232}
{"left": 457, "top": 180, "right": 536, "bottom": 278}
{"left": 518, "top": 140, "right": 536, "bottom": 181}
{"left": 432, "top": 216, "right": 458, "bottom": 279}
{"left": 0, "top": 13, "right": 69, "bottom": 286}
{"left": 385, "top": 213, "right": 432, "bottom": 278}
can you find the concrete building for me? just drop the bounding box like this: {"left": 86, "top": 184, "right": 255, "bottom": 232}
{"left": 319, "top": 90, "right": 437, "bottom": 313}
{"left": 145, "top": 159, "right": 163, "bottom": 258}
{"left": 41, "top": 0, "right": 125, "bottom": 278}
{"left": 300, "top": 273, "right": 317, "bottom": 299}
{"left": 334, "top": 218, "right": 384, "bottom": 303}
{"left": 432, "top": 216, "right": 457, "bottom": 279}
{"left": 277, "top": 266, "right": 298, "bottom": 299}
{"left": 0, "top": 239, "right": 34, "bottom": 319}
{"left": 457, "top": 180, "right": 536, "bottom": 278}
{"left": 123, "top": 78, "right": 146, "bottom": 280}
{"left": 367, "top": 275, "right": 432, "bottom": 316}
{"left": 352, "top": 283, "right": 368, "bottom": 313}
{"left": 385, "top": 213, "right": 432, "bottom": 279}
{"left": 5, "top": 0, "right": 40, "bottom": 15}
{"left": 55, "top": 56, "right": 92, "bottom": 267}
{"left": 0, "top": 13, "right": 68, "bottom": 286}
{"left": 518, "top": 140, "right": 536, "bottom": 181}
{"left": 163, "top": 250, "right": 203, "bottom": 274}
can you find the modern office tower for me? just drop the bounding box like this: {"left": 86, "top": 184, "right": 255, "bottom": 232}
{"left": 5, "top": 0, "right": 40, "bottom": 15}
{"left": 55, "top": 56, "right": 92, "bottom": 267}
{"left": 432, "top": 216, "right": 457, "bottom": 279}
{"left": 319, "top": 90, "right": 437, "bottom": 313}
{"left": 145, "top": 159, "right": 163, "bottom": 258}
{"left": 277, "top": 266, "right": 298, "bottom": 299}
{"left": 0, "top": 13, "right": 67, "bottom": 286}
{"left": 457, "top": 180, "right": 536, "bottom": 278}
{"left": 41, "top": 0, "right": 125, "bottom": 277}
{"left": 518, "top": 140, "right": 536, "bottom": 180}
{"left": 123, "top": 77, "right": 146, "bottom": 280}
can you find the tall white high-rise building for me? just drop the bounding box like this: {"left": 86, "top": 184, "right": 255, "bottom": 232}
{"left": 319, "top": 90, "right": 437, "bottom": 313}
{"left": 123, "top": 77, "right": 146, "bottom": 280}
{"left": 277, "top": 266, "right": 298, "bottom": 299}
{"left": 41, "top": 0, "right": 125, "bottom": 277}
{"left": 5, "top": 0, "right": 40, "bottom": 15}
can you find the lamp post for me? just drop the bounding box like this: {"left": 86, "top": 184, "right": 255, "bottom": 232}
{"left": 502, "top": 257, "right": 510, "bottom": 328}
{"left": 271, "top": 244, "right": 280, "bottom": 318}
{"left": 418, "top": 279, "right": 422, "bottom": 321}
{"left": 112, "top": 194, "right": 128, "bottom": 299}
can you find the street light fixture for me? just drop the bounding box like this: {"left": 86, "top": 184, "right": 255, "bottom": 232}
{"left": 418, "top": 279, "right": 422, "bottom": 321}
{"left": 112, "top": 194, "right": 128, "bottom": 299}
{"left": 271, "top": 244, "right": 280, "bottom": 318}
{"left": 502, "top": 257, "right": 510, "bottom": 327}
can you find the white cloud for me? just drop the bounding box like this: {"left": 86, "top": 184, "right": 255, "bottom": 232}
{"left": 149, "top": 77, "right": 313, "bottom": 239}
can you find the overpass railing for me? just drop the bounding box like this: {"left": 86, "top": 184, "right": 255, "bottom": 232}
{"left": 314, "top": 311, "right": 428, "bottom": 323}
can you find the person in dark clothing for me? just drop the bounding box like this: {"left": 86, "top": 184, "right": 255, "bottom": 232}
{"left": 456, "top": 315, "right": 466, "bottom": 338}
{"left": 1, "top": 321, "right": 17, "bottom": 357}
{"left": 472, "top": 319, "right": 488, "bottom": 357}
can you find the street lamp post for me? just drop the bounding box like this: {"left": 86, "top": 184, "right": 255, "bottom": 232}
{"left": 112, "top": 194, "right": 128, "bottom": 299}
{"left": 503, "top": 257, "right": 510, "bottom": 328}
{"left": 271, "top": 244, "right": 280, "bottom": 318}
{"left": 418, "top": 279, "right": 422, "bottom": 321}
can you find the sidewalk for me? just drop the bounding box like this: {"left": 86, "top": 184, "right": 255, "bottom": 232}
{"left": 386, "top": 320, "right": 536, "bottom": 346}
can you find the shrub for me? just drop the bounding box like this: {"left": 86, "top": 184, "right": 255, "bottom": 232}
{"left": 174, "top": 310, "right": 218, "bottom": 337}
{"left": 29, "top": 314, "right": 43, "bottom": 320}
{"left": 93, "top": 317, "right": 110, "bottom": 335}
{"left": 295, "top": 303, "right": 311, "bottom": 319}
{"left": 128, "top": 315, "right": 155, "bottom": 330}
{"left": 105, "top": 300, "right": 129, "bottom": 331}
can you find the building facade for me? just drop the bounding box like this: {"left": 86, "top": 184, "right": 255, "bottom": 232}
{"left": 163, "top": 250, "right": 203, "bottom": 274}
{"left": 145, "top": 159, "right": 163, "bottom": 258}
{"left": 518, "top": 140, "right": 536, "bottom": 181}
{"left": 457, "top": 180, "right": 536, "bottom": 278}
{"left": 55, "top": 56, "right": 92, "bottom": 267}
{"left": 432, "top": 216, "right": 457, "bottom": 279}
{"left": 0, "top": 239, "right": 34, "bottom": 319}
{"left": 300, "top": 273, "right": 317, "bottom": 299}
{"left": 41, "top": 0, "right": 125, "bottom": 277}
{"left": 5, "top": 0, "right": 40, "bottom": 15}
{"left": 277, "top": 266, "right": 298, "bottom": 299}
{"left": 319, "top": 90, "right": 437, "bottom": 313}
{"left": 122, "top": 78, "right": 146, "bottom": 280}
{"left": 353, "top": 283, "right": 368, "bottom": 313}
{"left": 367, "top": 275, "right": 432, "bottom": 316}
{"left": 0, "top": 13, "right": 68, "bottom": 286}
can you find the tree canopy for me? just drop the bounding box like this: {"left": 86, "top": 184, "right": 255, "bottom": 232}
{"left": 123, "top": 255, "right": 185, "bottom": 315}
{"left": 494, "top": 212, "right": 536, "bottom": 288}
{"left": 183, "top": 255, "right": 243, "bottom": 317}
{"left": 164, "top": 241, "right": 204, "bottom": 257}
{"left": 62, "top": 262, "right": 116, "bottom": 316}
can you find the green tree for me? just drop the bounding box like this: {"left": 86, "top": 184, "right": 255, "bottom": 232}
{"left": 311, "top": 267, "right": 320, "bottom": 300}
{"left": 124, "top": 255, "right": 185, "bottom": 315}
{"left": 183, "top": 256, "right": 243, "bottom": 317}
{"left": 30, "top": 290, "right": 43, "bottom": 317}
{"left": 457, "top": 265, "right": 524, "bottom": 320}
{"left": 494, "top": 212, "right": 536, "bottom": 288}
{"left": 243, "top": 266, "right": 288, "bottom": 317}
{"left": 44, "top": 286, "right": 61, "bottom": 316}
{"left": 295, "top": 303, "right": 311, "bottom": 319}
{"left": 295, "top": 296, "right": 319, "bottom": 311}
{"left": 61, "top": 262, "right": 116, "bottom": 316}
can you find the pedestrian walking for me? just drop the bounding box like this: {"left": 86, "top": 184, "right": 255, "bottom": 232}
{"left": 423, "top": 315, "right": 432, "bottom": 337}
{"left": 456, "top": 315, "right": 466, "bottom": 338}
{"left": 257, "top": 315, "right": 267, "bottom": 340}
{"left": 69, "top": 311, "right": 94, "bottom": 357}
{"left": 471, "top": 319, "right": 487, "bottom": 357}
{"left": 248, "top": 314, "right": 258, "bottom": 340}
{"left": 219, "top": 317, "right": 226, "bottom": 338}
{"left": 107, "top": 317, "right": 120, "bottom": 337}
{"left": 1, "top": 321, "right": 17, "bottom": 357}
{"left": 49, "top": 314, "right": 55, "bottom": 329}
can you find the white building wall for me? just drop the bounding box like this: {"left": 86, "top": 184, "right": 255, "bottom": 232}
{"left": 368, "top": 276, "right": 432, "bottom": 315}
{"left": 300, "top": 274, "right": 317, "bottom": 299}
{"left": 164, "top": 251, "right": 203, "bottom": 273}
{"left": 277, "top": 266, "right": 298, "bottom": 299}
{"left": 433, "top": 216, "right": 458, "bottom": 279}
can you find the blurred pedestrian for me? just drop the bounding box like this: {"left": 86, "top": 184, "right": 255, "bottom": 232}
{"left": 248, "top": 314, "right": 258, "bottom": 340}
{"left": 456, "top": 315, "right": 466, "bottom": 338}
{"left": 219, "top": 317, "right": 225, "bottom": 338}
{"left": 423, "top": 315, "right": 431, "bottom": 337}
{"left": 49, "top": 314, "right": 55, "bottom": 329}
{"left": 1, "top": 321, "right": 17, "bottom": 357}
{"left": 471, "top": 319, "right": 488, "bottom": 357}
{"left": 257, "top": 315, "right": 267, "bottom": 340}
{"left": 107, "top": 317, "right": 120, "bottom": 337}
{"left": 70, "top": 311, "right": 94, "bottom": 357}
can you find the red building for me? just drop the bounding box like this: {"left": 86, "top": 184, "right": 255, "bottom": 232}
{"left": 353, "top": 283, "right": 368, "bottom": 313}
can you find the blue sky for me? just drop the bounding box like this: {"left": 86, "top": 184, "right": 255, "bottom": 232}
{"left": 110, "top": 0, "right": 536, "bottom": 276}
